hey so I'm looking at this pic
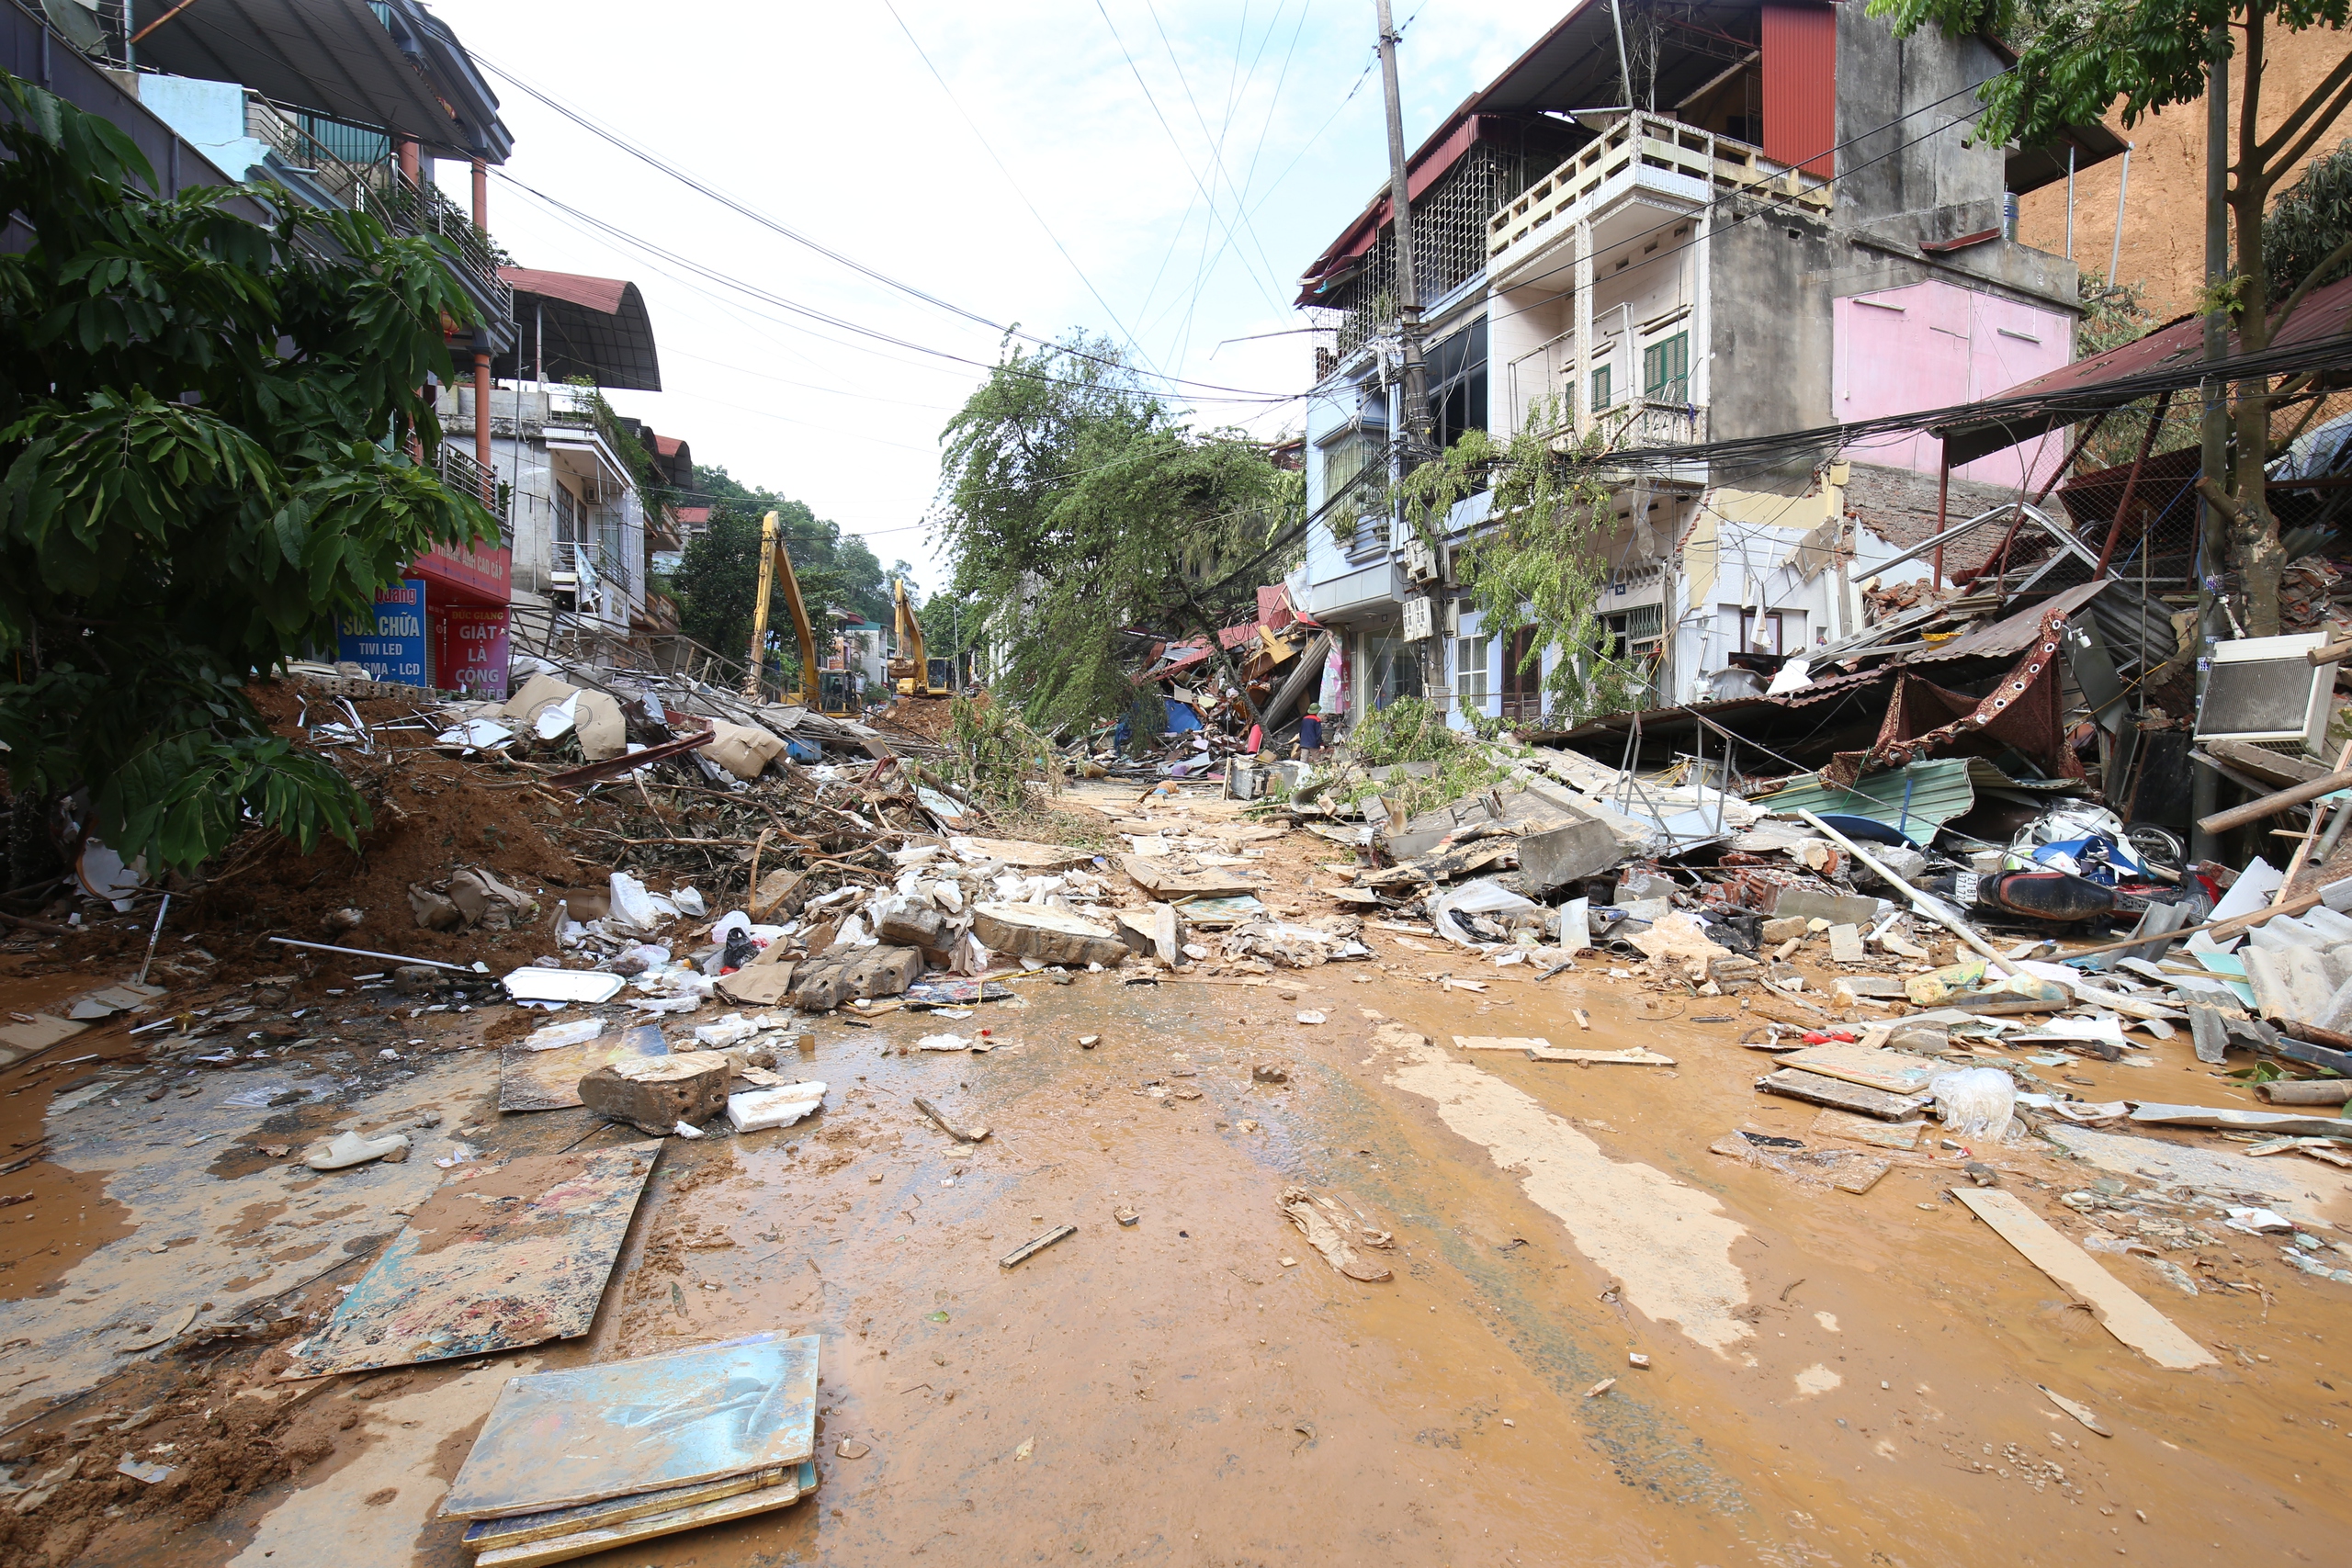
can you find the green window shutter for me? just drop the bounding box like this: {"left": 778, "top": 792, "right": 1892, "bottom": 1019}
{"left": 1643, "top": 332, "right": 1689, "bottom": 400}
{"left": 1589, "top": 364, "right": 1611, "bottom": 411}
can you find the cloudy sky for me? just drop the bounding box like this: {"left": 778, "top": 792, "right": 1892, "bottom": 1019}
{"left": 427, "top": 0, "right": 1569, "bottom": 592}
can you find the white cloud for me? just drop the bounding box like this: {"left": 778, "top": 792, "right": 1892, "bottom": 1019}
{"left": 427, "top": 0, "right": 1569, "bottom": 589}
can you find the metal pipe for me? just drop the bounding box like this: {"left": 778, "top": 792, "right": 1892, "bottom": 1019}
{"left": 266, "top": 937, "right": 476, "bottom": 974}
{"left": 2064, "top": 143, "right": 2076, "bottom": 260}
{"left": 1932, "top": 448, "right": 1950, "bottom": 585}
{"left": 2108, "top": 143, "right": 2132, "bottom": 288}
{"left": 2096, "top": 389, "right": 2172, "bottom": 575}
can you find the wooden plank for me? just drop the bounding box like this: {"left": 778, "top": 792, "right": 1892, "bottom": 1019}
{"left": 1453, "top": 1036, "right": 1555, "bottom": 1052}
{"left": 465, "top": 1466, "right": 793, "bottom": 1551}
{"left": 1951, "top": 1189, "right": 2217, "bottom": 1370}
{"left": 0, "top": 1013, "right": 85, "bottom": 1067}
{"left": 446, "top": 1334, "right": 819, "bottom": 1520}
{"left": 1756, "top": 1067, "right": 1930, "bottom": 1121}
{"left": 1833, "top": 1158, "right": 1891, "bottom": 1194}
{"left": 283, "top": 1144, "right": 662, "bottom": 1378}
{"left": 1000, "top": 1224, "right": 1076, "bottom": 1269}
{"left": 1121, "top": 854, "right": 1261, "bottom": 899}
{"left": 1525, "top": 1048, "right": 1677, "bottom": 1066}
{"left": 1780, "top": 1043, "right": 1939, "bottom": 1096}
{"left": 474, "top": 1464, "right": 812, "bottom": 1567}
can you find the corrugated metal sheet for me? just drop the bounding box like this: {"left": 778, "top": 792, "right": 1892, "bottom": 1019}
{"left": 1761, "top": 3, "right": 1838, "bottom": 178}
{"left": 1905, "top": 578, "right": 2109, "bottom": 663}
{"left": 1750, "top": 756, "right": 2082, "bottom": 840}
{"left": 1750, "top": 757, "right": 1979, "bottom": 841}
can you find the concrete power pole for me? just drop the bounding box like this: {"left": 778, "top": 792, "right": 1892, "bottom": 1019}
{"left": 1374, "top": 0, "right": 1440, "bottom": 706}
{"left": 2189, "top": 40, "right": 2229, "bottom": 862}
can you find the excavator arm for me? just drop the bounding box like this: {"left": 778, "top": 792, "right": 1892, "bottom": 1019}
{"left": 743, "top": 510, "right": 823, "bottom": 707}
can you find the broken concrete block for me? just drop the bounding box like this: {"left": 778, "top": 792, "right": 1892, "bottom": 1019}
{"left": 1708, "top": 955, "right": 1761, "bottom": 986}
{"left": 1832, "top": 975, "right": 1907, "bottom": 1005}
{"left": 791, "top": 945, "right": 922, "bottom": 1012}
{"left": 1113, "top": 910, "right": 1156, "bottom": 957}
{"left": 1770, "top": 887, "right": 1883, "bottom": 928}
{"left": 749, "top": 868, "right": 808, "bottom": 922}
{"left": 1826, "top": 924, "right": 1868, "bottom": 964}
{"left": 579, "top": 1051, "right": 732, "bottom": 1134}
{"left": 970, "top": 903, "right": 1129, "bottom": 968}
{"left": 873, "top": 896, "right": 948, "bottom": 950}
{"left": 1518, "top": 820, "right": 1623, "bottom": 893}
{"left": 1759, "top": 916, "right": 1810, "bottom": 944}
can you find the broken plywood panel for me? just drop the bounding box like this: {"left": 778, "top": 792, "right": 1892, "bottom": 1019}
{"left": 1756, "top": 1067, "right": 1931, "bottom": 1121}
{"left": 1808, "top": 1108, "right": 1925, "bottom": 1150}
{"left": 948, "top": 835, "right": 1096, "bottom": 870}
{"left": 283, "top": 1143, "right": 662, "bottom": 1378}
{"left": 0, "top": 1012, "right": 85, "bottom": 1067}
{"left": 1525, "top": 1048, "right": 1677, "bottom": 1066}
{"left": 500, "top": 1023, "right": 668, "bottom": 1113}
{"left": 474, "top": 1464, "right": 814, "bottom": 1566}
{"left": 444, "top": 1332, "right": 819, "bottom": 1518}
{"left": 1951, "top": 1189, "right": 2216, "bottom": 1370}
{"left": 1779, "top": 1043, "right": 1939, "bottom": 1096}
{"left": 1453, "top": 1036, "right": 1554, "bottom": 1052}
{"left": 464, "top": 1465, "right": 796, "bottom": 1553}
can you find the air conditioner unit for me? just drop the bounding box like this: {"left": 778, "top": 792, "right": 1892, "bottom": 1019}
{"left": 2194, "top": 632, "right": 2338, "bottom": 756}
{"left": 1402, "top": 536, "right": 1438, "bottom": 582}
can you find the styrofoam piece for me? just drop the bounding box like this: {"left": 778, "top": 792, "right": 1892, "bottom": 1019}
{"left": 503, "top": 967, "right": 627, "bottom": 1005}
{"left": 521, "top": 1018, "right": 605, "bottom": 1052}
{"left": 727, "top": 1083, "right": 827, "bottom": 1133}
{"left": 609, "top": 872, "right": 661, "bottom": 931}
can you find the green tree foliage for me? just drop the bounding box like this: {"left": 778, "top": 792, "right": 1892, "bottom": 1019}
{"left": 1391, "top": 403, "right": 1649, "bottom": 725}
{"left": 1867, "top": 0, "right": 2352, "bottom": 633}
{"left": 0, "top": 73, "right": 495, "bottom": 873}
{"left": 932, "top": 335, "right": 1302, "bottom": 733}
{"left": 2265, "top": 136, "right": 2352, "bottom": 299}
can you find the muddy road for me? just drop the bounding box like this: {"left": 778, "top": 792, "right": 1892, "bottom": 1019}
{"left": 1, "top": 807, "right": 2346, "bottom": 1567}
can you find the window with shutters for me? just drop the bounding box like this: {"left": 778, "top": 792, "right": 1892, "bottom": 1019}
{"left": 1643, "top": 332, "right": 1690, "bottom": 402}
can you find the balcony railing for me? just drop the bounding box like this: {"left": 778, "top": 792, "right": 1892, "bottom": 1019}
{"left": 1487, "top": 111, "right": 1832, "bottom": 281}
{"left": 1594, "top": 395, "right": 1708, "bottom": 453}
{"left": 244, "top": 96, "right": 514, "bottom": 324}
{"left": 433, "top": 442, "right": 511, "bottom": 529}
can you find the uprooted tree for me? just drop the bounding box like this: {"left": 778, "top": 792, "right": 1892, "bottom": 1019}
{"left": 931, "top": 334, "right": 1303, "bottom": 734}
{"left": 1869, "top": 0, "right": 2352, "bottom": 635}
{"left": 0, "top": 73, "right": 497, "bottom": 874}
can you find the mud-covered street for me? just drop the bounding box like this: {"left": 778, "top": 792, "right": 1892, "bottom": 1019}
{"left": 3, "top": 783, "right": 2345, "bottom": 1568}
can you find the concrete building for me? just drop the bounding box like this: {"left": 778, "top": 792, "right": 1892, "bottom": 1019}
{"left": 1288, "top": 0, "right": 2118, "bottom": 730}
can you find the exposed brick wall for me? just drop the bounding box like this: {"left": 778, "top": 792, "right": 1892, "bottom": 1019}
{"left": 1846, "top": 461, "right": 2028, "bottom": 578}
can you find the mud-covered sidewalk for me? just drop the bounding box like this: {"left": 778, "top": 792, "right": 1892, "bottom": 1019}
{"left": 0, "top": 783, "right": 2346, "bottom": 1568}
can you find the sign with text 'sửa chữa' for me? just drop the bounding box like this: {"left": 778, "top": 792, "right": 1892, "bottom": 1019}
{"left": 337, "top": 580, "right": 428, "bottom": 684}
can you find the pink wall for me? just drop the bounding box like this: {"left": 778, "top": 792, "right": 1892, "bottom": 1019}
{"left": 1833, "top": 279, "right": 2072, "bottom": 490}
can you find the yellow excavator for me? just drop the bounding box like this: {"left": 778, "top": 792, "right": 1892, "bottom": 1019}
{"left": 888, "top": 577, "right": 956, "bottom": 697}
{"left": 742, "top": 510, "right": 857, "bottom": 717}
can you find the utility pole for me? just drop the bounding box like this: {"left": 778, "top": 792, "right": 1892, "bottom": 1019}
{"left": 2190, "top": 39, "right": 2229, "bottom": 863}
{"left": 1375, "top": 0, "right": 1440, "bottom": 706}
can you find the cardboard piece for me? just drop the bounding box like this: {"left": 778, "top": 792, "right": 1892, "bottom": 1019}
{"left": 696, "top": 719, "right": 786, "bottom": 780}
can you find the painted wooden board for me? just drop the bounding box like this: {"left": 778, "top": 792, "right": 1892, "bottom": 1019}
{"left": 1453, "top": 1036, "right": 1554, "bottom": 1052}
{"left": 1780, "top": 1043, "right": 1939, "bottom": 1096}
{"left": 1756, "top": 1067, "right": 1931, "bottom": 1121}
{"left": 501, "top": 1022, "right": 668, "bottom": 1112}
{"left": 1525, "top": 1048, "right": 1677, "bottom": 1066}
{"left": 1951, "top": 1189, "right": 2218, "bottom": 1370}
{"left": 0, "top": 1013, "right": 85, "bottom": 1067}
{"left": 465, "top": 1464, "right": 793, "bottom": 1550}
{"left": 444, "top": 1333, "right": 820, "bottom": 1519}
{"left": 473, "top": 1461, "right": 814, "bottom": 1567}
{"left": 281, "top": 1143, "right": 662, "bottom": 1378}
{"left": 1809, "top": 1109, "right": 1925, "bottom": 1150}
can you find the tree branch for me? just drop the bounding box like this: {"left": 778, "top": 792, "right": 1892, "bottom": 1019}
{"left": 2256, "top": 48, "right": 2352, "bottom": 165}
{"left": 2195, "top": 475, "right": 2243, "bottom": 524}
{"left": 2261, "top": 71, "right": 2352, "bottom": 195}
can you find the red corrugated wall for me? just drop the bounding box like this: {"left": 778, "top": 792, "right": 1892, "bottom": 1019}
{"left": 1761, "top": 3, "right": 1838, "bottom": 178}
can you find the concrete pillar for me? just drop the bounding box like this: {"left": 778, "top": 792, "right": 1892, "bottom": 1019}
{"left": 473, "top": 348, "right": 492, "bottom": 491}
{"left": 397, "top": 137, "right": 420, "bottom": 186}
{"left": 470, "top": 157, "right": 488, "bottom": 231}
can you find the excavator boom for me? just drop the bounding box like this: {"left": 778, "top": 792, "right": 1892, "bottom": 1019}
{"left": 743, "top": 511, "right": 845, "bottom": 715}
{"left": 889, "top": 578, "right": 951, "bottom": 696}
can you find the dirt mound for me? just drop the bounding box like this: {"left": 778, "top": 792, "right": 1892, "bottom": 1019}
{"left": 871, "top": 693, "right": 961, "bottom": 743}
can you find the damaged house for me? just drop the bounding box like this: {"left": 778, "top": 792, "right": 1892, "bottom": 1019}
{"left": 1290, "top": 0, "right": 2117, "bottom": 725}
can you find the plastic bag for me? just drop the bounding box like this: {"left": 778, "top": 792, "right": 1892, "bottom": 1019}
{"left": 1930, "top": 1066, "right": 2016, "bottom": 1141}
